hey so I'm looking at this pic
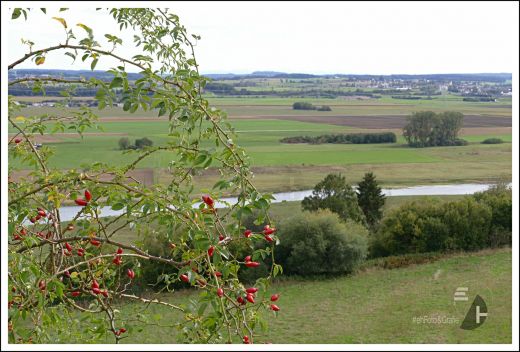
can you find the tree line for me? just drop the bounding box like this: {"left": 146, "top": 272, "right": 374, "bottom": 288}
{"left": 280, "top": 132, "right": 396, "bottom": 144}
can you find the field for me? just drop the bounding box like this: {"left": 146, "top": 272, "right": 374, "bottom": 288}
{"left": 67, "top": 247, "right": 511, "bottom": 344}
{"left": 9, "top": 95, "right": 512, "bottom": 193}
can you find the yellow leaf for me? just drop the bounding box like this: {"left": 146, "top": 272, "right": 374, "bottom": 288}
{"left": 35, "top": 57, "right": 45, "bottom": 65}
{"left": 15, "top": 116, "right": 26, "bottom": 121}
{"left": 76, "top": 23, "right": 91, "bottom": 33}
{"left": 70, "top": 272, "right": 78, "bottom": 279}
{"left": 52, "top": 17, "right": 67, "bottom": 28}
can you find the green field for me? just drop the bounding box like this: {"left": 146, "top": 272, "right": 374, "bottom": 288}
{"left": 9, "top": 119, "right": 511, "bottom": 189}
{"left": 63, "top": 248, "right": 510, "bottom": 344}
{"left": 9, "top": 94, "right": 512, "bottom": 193}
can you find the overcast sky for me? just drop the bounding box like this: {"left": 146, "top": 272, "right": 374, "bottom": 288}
{"left": 5, "top": 1, "right": 519, "bottom": 74}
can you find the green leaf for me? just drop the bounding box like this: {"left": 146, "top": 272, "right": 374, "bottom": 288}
{"left": 109, "top": 77, "right": 123, "bottom": 89}
{"left": 12, "top": 8, "right": 21, "bottom": 19}
{"left": 64, "top": 52, "right": 76, "bottom": 62}
{"left": 90, "top": 58, "right": 98, "bottom": 71}
{"left": 111, "top": 203, "right": 125, "bottom": 211}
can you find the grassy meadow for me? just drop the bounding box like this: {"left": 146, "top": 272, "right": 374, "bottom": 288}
{"left": 58, "top": 248, "right": 511, "bottom": 344}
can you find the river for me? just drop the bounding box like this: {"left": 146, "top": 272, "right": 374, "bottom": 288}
{"left": 53, "top": 183, "right": 509, "bottom": 222}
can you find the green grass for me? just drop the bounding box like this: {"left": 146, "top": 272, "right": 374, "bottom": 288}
{"left": 81, "top": 248, "right": 511, "bottom": 343}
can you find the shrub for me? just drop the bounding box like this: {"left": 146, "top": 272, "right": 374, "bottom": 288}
{"left": 280, "top": 132, "right": 396, "bottom": 144}
{"left": 292, "top": 102, "right": 316, "bottom": 110}
{"left": 138, "top": 227, "right": 184, "bottom": 289}
{"left": 135, "top": 137, "right": 154, "bottom": 149}
{"left": 275, "top": 210, "right": 368, "bottom": 275}
{"left": 481, "top": 138, "right": 504, "bottom": 144}
{"left": 473, "top": 183, "right": 512, "bottom": 247}
{"left": 370, "top": 198, "right": 493, "bottom": 257}
{"left": 118, "top": 137, "right": 131, "bottom": 150}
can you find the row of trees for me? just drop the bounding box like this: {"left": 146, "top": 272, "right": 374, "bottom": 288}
{"left": 280, "top": 132, "right": 396, "bottom": 145}
{"left": 292, "top": 102, "right": 332, "bottom": 111}
{"left": 403, "top": 111, "right": 466, "bottom": 147}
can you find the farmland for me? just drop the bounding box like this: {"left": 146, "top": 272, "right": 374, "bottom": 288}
{"left": 9, "top": 93, "right": 512, "bottom": 193}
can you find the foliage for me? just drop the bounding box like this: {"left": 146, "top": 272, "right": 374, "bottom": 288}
{"left": 356, "top": 172, "right": 385, "bottom": 228}
{"left": 473, "top": 183, "right": 512, "bottom": 247}
{"left": 481, "top": 137, "right": 503, "bottom": 144}
{"left": 403, "top": 111, "right": 466, "bottom": 147}
{"left": 134, "top": 137, "right": 153, "bottom": 149}
{"left": 275, "top": 211, "right": 368, "bottom": 275}
{"left": 118, "top": 137, "right": 130, "bottom": 150}
{"left": 292, "top": 102, "right": 331, "bottom": 111}
{"left": 8, "top": 8, "right": 279, "bottom": 344}
{"left": 369, "top": 187, "right": 512, "bottom": 258}
{"left": 302, "top": 173, "right": 364, "bottom": 223}
{"left": 280, "top": 132, "right": 396, "bottom": 144}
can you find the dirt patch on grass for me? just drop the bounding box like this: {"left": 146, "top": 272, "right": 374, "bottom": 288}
{"left": 262, "top": 114, "right": 511, "bottom": 129}
{"left": 10, "top": 168, "right": 154, "bottom": 186}
{"left": 8, "top": 132, "right": 128, "bottom": 144}
{"left": 459, "top": 127, "right": 512, "bottom": 136}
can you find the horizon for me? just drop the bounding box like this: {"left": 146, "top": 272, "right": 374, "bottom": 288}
{"left": 9, "top": 68, "right": 513, "bottom": 76}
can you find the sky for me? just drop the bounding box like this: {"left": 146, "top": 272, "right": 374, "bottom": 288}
{"left": 4, "top": 1, "right": 519, "bottom": 75}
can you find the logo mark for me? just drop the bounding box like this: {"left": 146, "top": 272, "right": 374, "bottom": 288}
{"left": 453, "top": 287, "right": 469, "bottom": 302}
{"left": 460, "top": 295, "right": 488, "bottom": 330}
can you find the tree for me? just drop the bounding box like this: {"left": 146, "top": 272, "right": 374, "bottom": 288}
{"left": 356, "top": 172, "right": 385, "bottom": 228}
{"left": 301, "top": 173, "right": 364, "bottom": 223}
{"left": 118, "top": 137, "right": 130, "bottom": 150}
{"left": 403, "top": 111, "right": 465, "bottom": 147}
{"left": 8, "top": 8, "right": 280, "bottom": 344}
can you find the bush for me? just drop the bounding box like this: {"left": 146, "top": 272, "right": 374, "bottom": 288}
{"left": 138, "top": 229, "right": 184, "bottom": 289}
{"left": 135, "top": 137, "right": 153, "bottom": 149}
{"left": 370, "top": 198, "right": 493, "bottom": 257}
{"left": 370, "top": 186, "right": 512, "bottom": 258}
{"left": 292, "top": 102, "right": 316, "bottom": 110}
{"left": 118, "top": 137, "right": 131, "bottom": 150}
{"left": 275, "top": 210, "right": 368, "bottom": 275}
{"left": 473, "top": 183, "right": 512, "bottom": 247}
{"left": 481, "top": 138, "right": 504, "bottom": 144}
